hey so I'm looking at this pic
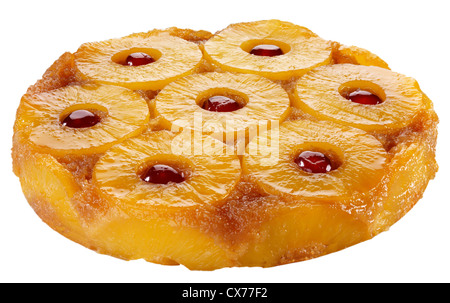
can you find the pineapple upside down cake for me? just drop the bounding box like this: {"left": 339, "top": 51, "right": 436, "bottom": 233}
{"left": 12, "top": 20, "right": 438, "bottom": 270}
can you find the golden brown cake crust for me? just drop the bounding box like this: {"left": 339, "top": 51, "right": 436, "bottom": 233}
{"left": 12, "top": 23, "right": 438, "bottom": 270}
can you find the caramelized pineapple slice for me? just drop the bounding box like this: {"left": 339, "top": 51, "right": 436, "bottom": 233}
{"left": 332, "top": 42, "right": 390, "bottom": 69}
{"left": 293, "top": 64, "right": 424, "bottom": 132}
{"left": 203, "top": 20, "right": 332, "bottom": 80}
{"left": 243, "top": 119, "right": 387, "bottom": 200}
{"left": 93, "top": 130, "right": 241, "bottom": 214}
{"left": 74, "top": 32, "right": 203, "bottom": 90}
{"left": 16, "top": 84, "right": 149, "bottom": 156}
{"left": 154, "top": 72, "right": 291, "bottom": 145}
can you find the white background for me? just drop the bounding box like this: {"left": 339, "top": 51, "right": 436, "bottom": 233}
{"left": 1, "top": 0, "right": 449, "bottom": 283}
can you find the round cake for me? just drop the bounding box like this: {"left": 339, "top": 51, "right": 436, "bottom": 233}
{"left": 12, "top": 20, "right": 439, "bottom": 270}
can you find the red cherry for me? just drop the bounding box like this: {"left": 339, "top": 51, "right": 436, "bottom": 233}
{"left": 295, "top": 151, "right": 333, "bottom": 174}
{"left": 250, "top": 44, "right": 283, "bottom": 57}
{"left": 61, "top": 110, "right": 101, "bottom": 128}
{"left": 140, "top": 164, "right": 185, "bottom": 184}
{"left": 125, "top": 52, "right": 155, "bottom": 66}
{"left": 346, "top": 89, "right": 382, "bottom": 105}
{"left": 202, "top": 95, "right": 242, "bottom": 112}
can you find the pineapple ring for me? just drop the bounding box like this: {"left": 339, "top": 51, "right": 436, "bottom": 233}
{"left": 18, "top": 84, "right": 150, "bottom": 156}
{"left": 154, "top": 72, "right": 291, "bottom": 142}
{"left": 74, "top": 33, "right": 203, "bottom": 90}
{"left": 243, "top": 119, "right": 387, "bottom": 200}
{"left": 203, "top": 20, "right": 332, "bottom": 80}
{"left": 332, "top": 43, "right": 390, "bottom": 69}
{"left": 293, "top": 64, "right": 424, "bottom": 132}
{"left": 93, "top": 131, "right": 241, "bottom": 214}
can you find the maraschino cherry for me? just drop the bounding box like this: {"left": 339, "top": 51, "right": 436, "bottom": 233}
{"left": 125, "top": 52, "right": 155, "bottom": 66}
{"left": 250, "top": 44, "right": 283, "bottom": 57}
{"left": 61, "top": 110, "right": 101, "bottom": 128}
{"left": 295, "top": 151, "right": 333, "bottom": 174}
{"left": 346, "top": 89, "right": 382, "bottom": 105}
{"left": 202, "top": 95, "right": 242, "bottom": 112}
{"left": 140, "top": 164, "right": 185, "bottom": 184}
